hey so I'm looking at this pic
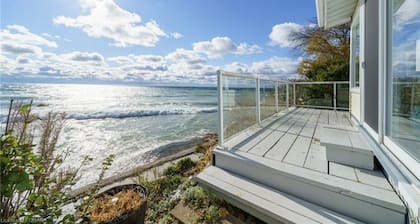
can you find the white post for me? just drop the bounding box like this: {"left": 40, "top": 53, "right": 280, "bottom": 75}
{"left": 333, "top": 82, "right": 337, "bottom": 111}
{"left": 275, "top": 82, "right": 279, "bottom": 112}
{"left": 256, "top": 78, "right": 261, "bottom": 123}
{"left": 217, "top": 71, "right": 224, "bottom": 148}
{"left": 286, "top": 83, "right": 289, "bottom": 109}
{"left": 293, "top": 83, "right": 296, "bottom": 106}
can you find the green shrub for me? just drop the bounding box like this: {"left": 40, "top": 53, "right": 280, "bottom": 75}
{"left": 205, "top": 205, "right": 220, "bottom": 224}
{"left": 182, "top": 186, "right": 210, "bottom": 209}
{"left": 0, "top": 100, "right": 113, "bottom": 223}
{"left": 0, "top": 101, "right": 81, "bottom": 223}
{"left": 163, "top": 157, "right": 196, "bottom": 176}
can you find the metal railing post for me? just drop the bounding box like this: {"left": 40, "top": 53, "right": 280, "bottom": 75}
{"left": 286, "top": 83, "right": 289, "bottom": 109}
{"left": 293, "top": 83, "right": 296, "bottom": 106}
{"left": 217, "top": 71, "right": 224, "bottom": 148}
{"left": 333, "top": 82, "right": 337, "bottom": 111}
{"left": 256, "top": 78, "right": 261, "bottom": 123}
{"left": 275, "top": 81, "right": 279, "bottom": 112}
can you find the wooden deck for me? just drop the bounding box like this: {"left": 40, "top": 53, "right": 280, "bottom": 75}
{"left": 224, "top": 108, "right": 391, "bottom": 189}
{"left": 199, "top": 107, "right": 407, "bottom": 224}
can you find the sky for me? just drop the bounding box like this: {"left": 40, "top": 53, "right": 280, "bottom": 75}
{"left": 0, "top": 0, "right": 316, "bottom": 85}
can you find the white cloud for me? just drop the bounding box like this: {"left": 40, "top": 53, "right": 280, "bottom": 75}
{"left": 107, "top": 56, "right": 134, "bottom": 64}
{"left": 394, "top": 0, "right": 420, "bottom": 29}
{"left": 166, "top": 48, "right": 206, "bottom": 64}
{"left": 250, "top": 56, "right": 300, "bottom": 75}
{"left": 0, "top": 23, "right": 299, "bottom": 84}
{"left": 171, "top": 32, "right": 183, "bottom": 39}
{"left": 193, "top": 36, "right": 262, "bottom": 58}
{"left": 53, "top": 0, "right": 168, "bottom": 47}
{"left": 1, "top": 46, "right": 300, "bottom": 83}
{"left": 1, "top": 25, "right": 58, "bottom": 48}
{"left": 1, "top": 43, "right": 42, "bottom": 55}
{"left": 62, "top": 51, "right": 105, "bottom": 64}
{"left": 269, "top": 22, "right": 303, "bottom": 48}
{"left": 224, "top": 56, "right": 301, "bottom": 80}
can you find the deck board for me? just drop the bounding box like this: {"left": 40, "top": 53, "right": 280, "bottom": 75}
{"left": 300, "top": 121, "right": 317, "bottom": 138}
{"left": 355, "top": 168, "right": 393, "bottom": 191}
{"left": 318, "top": 110, "right": 329, "bottom": 124}
{"left": 328, "top": 110, "right": 339, "bottom": 125}
{"left": 235, "top": 128, "right": 273, "bottom": 152}
{"left": 304, "top": 142, "right": 328, "bottom": 173}
{"left": 265, "top": 133, "right": 297, "bottom": 160}
{"left": 224, "top": 126, "right": 262, "bottom": 150}
{"left": 329, "top": 162, "right": 358, "bottom": 181}
{"left": 277, "top": 117, "right": 298, "bottom": 132}
{"left": 283, "top": 136, "right": 312, "bottom": 166}
{"left": 249, "top": 130, "right": 285, "bottom": 156}
{"left": 337, "top": 111, "right": 353, "bottom": 126}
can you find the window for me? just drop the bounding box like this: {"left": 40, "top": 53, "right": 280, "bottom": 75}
{"left": 351, "top": 11, "right": 361, "bottom": 88}
{"left": 387, "top": 0, "right": 420, "bottom": 162}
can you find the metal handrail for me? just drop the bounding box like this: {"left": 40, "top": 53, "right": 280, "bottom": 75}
{"left": 220, "top": 71, "right": 290, "bottom": 83}
{"left": 293, "top": 81, "right": 350, "bottom": 84}
{"left": 217, "top": 70, "right": 351, "bottom": 148}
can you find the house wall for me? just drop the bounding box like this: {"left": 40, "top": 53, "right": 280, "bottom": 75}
{"left": 364, "top": 0, "right": 379, "bottom": 131}
{"left": 351, "top": 92, "right": 361, "bottom": 121}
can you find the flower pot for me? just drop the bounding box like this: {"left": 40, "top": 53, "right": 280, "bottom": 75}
{"left": 90, "top": 183, "right": 148, "bottom": 224}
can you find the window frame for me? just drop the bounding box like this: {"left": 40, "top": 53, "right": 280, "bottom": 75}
{"left": 350, "top": 7, "right": 361, "bottom": 90}
{"left": 380, "top": 0, "right": 420, "bottom": 181}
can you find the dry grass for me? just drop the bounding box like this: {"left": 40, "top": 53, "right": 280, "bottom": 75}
{"left": 89, "top": 189, "right": 145, "bottom": 223}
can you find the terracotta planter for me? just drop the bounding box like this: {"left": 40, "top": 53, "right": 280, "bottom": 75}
{"left": 92, "top": 184, "right": 148, "bottom": 224}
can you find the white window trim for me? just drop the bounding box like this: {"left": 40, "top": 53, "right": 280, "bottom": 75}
{"left": 376, "top": 0, "right": 420, "bottom": 220}
{"left": 359, "top": 0, "right": 365, "bottom": 124}
{"left": 350, "top": 7, "right": 362, "bottom": 90}
{"left": 379, "top": 0, "right": 420, "bottom": 181}
{"left": 384, "top": 137, "right": 420, "bottom": 181}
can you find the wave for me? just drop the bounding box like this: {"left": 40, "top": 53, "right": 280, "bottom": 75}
{"left": 65, "top": 108, "right": 217, "bottom": 120}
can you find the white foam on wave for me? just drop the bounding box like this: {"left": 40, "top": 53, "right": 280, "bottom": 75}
{"left": 65, "top": 107, "right": 217, "bottom": 120}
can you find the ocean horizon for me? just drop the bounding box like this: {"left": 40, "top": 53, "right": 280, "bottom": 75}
{"left": 0, "top": 82, "right": 218, "bottom": 187}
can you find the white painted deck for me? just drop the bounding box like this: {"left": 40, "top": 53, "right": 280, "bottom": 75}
{"left": 196, "top": 108, "right": 407, "bottom": 224}
{"left": 225, "top": 108, "right": 388, "bottom": 187}
{"left": 196, "top": 166, "right": 364, "bottom": 224}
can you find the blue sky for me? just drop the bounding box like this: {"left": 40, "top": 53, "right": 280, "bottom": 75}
{"left": 1, "top": 0, "right": 316, "bottom": 85}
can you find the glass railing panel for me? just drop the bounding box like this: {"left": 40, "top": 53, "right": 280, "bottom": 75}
{"left": 222, "top": 76, "right": 256, "bottom": 139}
{"left": 288, "top": 84, "right": 294, "bottom": 106}
{"left": 260, "top": 80, "right": 277, "bottom": 120}
{"left": 295, "top": 83, "right": 333, "bottom": 108}
{"left": 336, "top": 83, "right": 350, "bottom": 109}
{"left": 278, "top": 83, "right": 288, "bottom": 110}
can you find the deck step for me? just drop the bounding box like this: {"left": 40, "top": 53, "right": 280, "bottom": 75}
{"left": 320, "top": 126, "right": 375, "bottom": 170}
{"left": 213, "top": 149, "right": 406, "bottom": 224}
{"left": 194, "top": 166, "right": 364, "bottom": 224}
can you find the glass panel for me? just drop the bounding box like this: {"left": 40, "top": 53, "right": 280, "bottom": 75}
{"left": 288, "top": 84, "right": 294, "bottom": 106}
{"left": 222, "top": 76, "right": 256, "bottom": 139}
{"left": 388, "top": 0, "right": 420, "bottom": 161}
{"left": 295, "top": 84, "right": 333, "bottom": 108}
{"left": 260, "top": 80, "right": 277, "bottom": 120}
{"left": 352, "top": 14, "right": 360, "bottom": 87}
{"left": 278, "top": 83, "right": 288, "bottom": 110}
{"left": 336, "top": 83, "right": 350, "bottom": 109}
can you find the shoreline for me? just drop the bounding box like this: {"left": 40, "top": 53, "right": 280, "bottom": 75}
{"left": 69, "top": 134, "right": 214, "bottom": 198}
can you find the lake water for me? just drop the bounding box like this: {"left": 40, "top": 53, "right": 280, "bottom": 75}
{"left": 0, "top": 83, "right": 217, "bottom": 187}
